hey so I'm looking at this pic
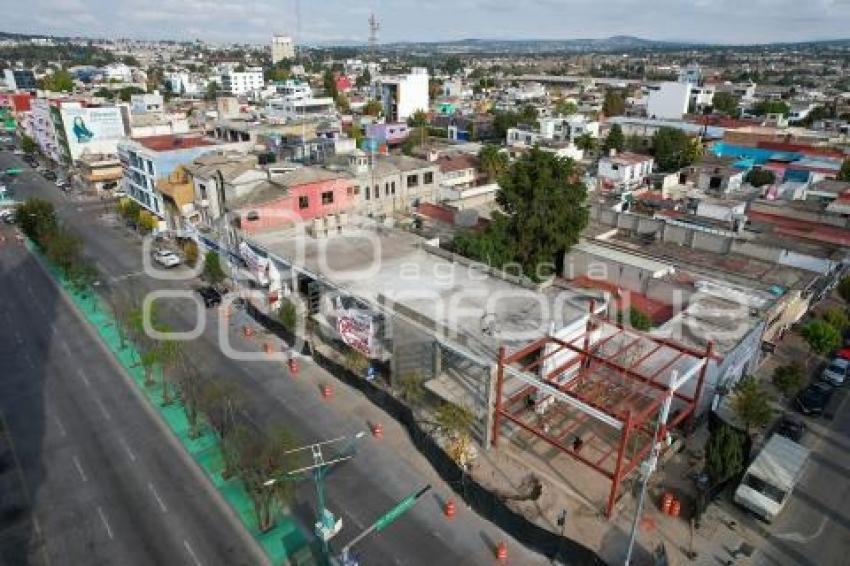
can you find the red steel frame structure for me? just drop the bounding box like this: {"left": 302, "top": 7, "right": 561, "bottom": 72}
{"left": 491, "top": 311, "right": 716, "bottom": 518}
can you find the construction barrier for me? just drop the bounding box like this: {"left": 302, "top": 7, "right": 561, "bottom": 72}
{"left": 371, "top": 422, "right": 383, "bottom": 439}
{"left": 496, "top": 541, "right": 508, "bottom": 561}
{"left": 263, "top": 343, "right": 273, "bottom": 354}
{"left": 444, "top": 499, "right": 456, "bottom": 519}
{"left": 321, "top": 384, "right": 333, "bottom": 399}
{"left": 669, "top": 499, "right": 681, "bottom": 518}
{"left": 288, "top": 357, "right": 299, "bottom": 375}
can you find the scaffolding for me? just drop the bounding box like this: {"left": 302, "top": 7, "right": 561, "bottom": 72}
{"left": 491, "top": 304, "right": 716, "bottom": 518}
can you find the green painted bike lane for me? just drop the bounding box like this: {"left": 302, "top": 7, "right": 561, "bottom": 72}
{"left": 27, "top": 240, "right": 315, "bottom": 566}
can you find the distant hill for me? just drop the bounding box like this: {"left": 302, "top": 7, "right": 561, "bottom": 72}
{"left": 376, "top": 36, "right": 697, "bottom": 53}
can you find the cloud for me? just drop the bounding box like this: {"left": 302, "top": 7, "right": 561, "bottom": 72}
{"left": 2, "top": 0, "right": 849, "bottom": 44}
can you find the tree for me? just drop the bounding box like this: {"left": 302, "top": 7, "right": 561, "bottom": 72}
{"left": 704, "top": 424, "right": 745, "bottom": 486}
{"left": 363, "top": 99, "right": 382, "bottom": 116}
{"left": 478, "top": 144, "right": 508, "bottom": 183}
{"left": 822, "top": 307, "right": 850, "bottom": 333}
{"left": 838, "top": 160, "right": 850, "bottom": 182}
{"left": 555, "top": 100, "right": 577, "bottom": 116}
{"left": 435, "top": 402, "right": 475, "bottom": 467}
{"left": 335, "top": 92, "right": 350, "bottom": 113}
{"left": 629, "top": 307, "right": 651, "bottom": 331}
{"left": 408, "top": 110, "right": 428, "bottom": 128}
{"left": 602, "top": 89, "right": 626, "bottom": 116}
{"left": 16, "top": 198, "right": 57, "bottom": 246}
{"left": 625, "top": 133, "right": 644, "bottom": 153}
{"left": 454, "top": 147, "right": 588, "bottom": 279}
{"left": 731, "top": 376, "right": 774, "bottom": 435}
{"left": 44, "top": 229, "right": 82, "bottom": 276}
{"left": 652, "top": 127, "right": 701, "bottom": 172}
{"left": 492, "top": 110, "right": 520, "bottom": 140}
{"left": 39, "top": 69, "right": 75, "bottom": 92}
{"left": 838, "top": 276, "right": 850, "bottom": 303}
{"left": 205, "top": 81, "right": 221, "bottom": 101}
{"left": 603, "top": 124, "right": 625, "bottom": 153}
{"left": 322, "top": 69, "right": 339, "bottom": 101}
{"left": 355, "top": 68, "right": 371, "bottom": 88}
{"left": 712, "top": 92, "right": 740, "bottom": 116}
{"left": 154, "top": 328, "right": 183, "bottom": 405}
{"left": 118, "top": 86, "right": 146, "bottom": 102}
{"left": 226, "top": 425, "right": 297, "bottom": 532}
{"left": 752, "top": 100, "right": 790, "bottom": 116}
{"left": 68, "top": 259, "right": 99, "bottom": 307}
{"left": 137, "top": 210, "right": 157, "bottom": 233}
{"left": 801, "top": 320, "right": 841, "bottom": 358}
{"left": 180, "top": 239, "right": 199, "bottom": 267}
{"left": 198, "top": 379, "right": 243, "bottom": 452}
{"left": 772, "top": 363, "right": 806, "bottom": 398}
{"left": 277, "top": 298, "right": 299, "bottom": 332}
{"left": 519, "top": 105, "right": 538, "bottom": 124}
{"left": 202, "top": 251, "right": 226, "bottom": 285}
{"left": 575, "top": 133, "right": 597, "bottom": 153}
{"left": 20, "top": 134, "right": 36, "bottom": 154}
{"left": 174, "top": 360, "right": 204, "bottom": 438}
{"left": 745, "top": 168, "right": 776, "bottom": 187}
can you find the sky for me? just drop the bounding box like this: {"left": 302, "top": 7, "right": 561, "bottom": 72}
{"left": 5, "top": 0, "right": 850, "bottom": 46}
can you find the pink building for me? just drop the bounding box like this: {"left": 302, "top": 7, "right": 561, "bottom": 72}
{"left": 233, "top": 168, "right": 355, "bottom": 233}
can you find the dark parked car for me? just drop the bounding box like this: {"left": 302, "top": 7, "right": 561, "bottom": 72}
{"left": 196, "top": 286, "right": 223, "bottom": 307}
{"left": 775, "top": 414, "right": 805, "bottom": 442}
{"left": 42, "top": 170, "right": 57, "bottom": 181}
{"left": 795, "top": 382, "right": 834, "bottom": 416}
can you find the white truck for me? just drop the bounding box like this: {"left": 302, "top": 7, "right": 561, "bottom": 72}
{"left": 734, "top": 434, "right": 810, "bottom": 522}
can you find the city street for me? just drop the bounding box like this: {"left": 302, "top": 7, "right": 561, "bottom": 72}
{"left": 0, "top": 219, "right": 263, "bottom": 564}
{"left": 0, "top": 150, "right": 550, "bottom": 564}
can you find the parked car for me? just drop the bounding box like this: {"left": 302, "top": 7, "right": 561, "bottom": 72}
{"left": 775, "top": 414, "right": 805, "bottom": 442}
{"left": 42, "top": 170, "right": 57, "bottom": 181}
{"left": 820, "top": 358, "right": 848, "bottom": 386}
{"left": 12, "top": 149, "right": 24, "bottom": 156}
{"left": 795, "top": 382, "right": 834, "bottom": 416}
{"left": 196, "top": 286, "right": 223, "bottom": 307}
{"left": 153, "top": 250, "right": 181, "bottom": 268}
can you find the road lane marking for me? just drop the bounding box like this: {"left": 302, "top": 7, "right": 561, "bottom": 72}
{"left": 184, "top": 540, "right": 202, "bottom": 566}
{"left": 97, "top": 506, "right": 114, "bottom": 539}
{"left": 774, "top": 516, "right": 828, "bottom": 543}
{"left": 148, "top": 482, "right": 168, "bottom": 513}
{"left": 118, "top": 436, "right": 136, "bottom": 461}
{"left": 95, "top": 398, "right": 112, "bottom": 421}
{"left": 72, "top": 455, "right": 87, "bottom": 482}
{"left": 77, "top": 369, "right": 91, "bottom": 387}
{"left": 53, "top": 415, "right": 67, "bottom": 437}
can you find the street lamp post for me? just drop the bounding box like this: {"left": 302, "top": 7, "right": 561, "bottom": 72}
{"left": 263, "top": 432, "right": 367, "bottom": 558}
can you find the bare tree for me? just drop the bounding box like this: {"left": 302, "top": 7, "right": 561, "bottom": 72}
{"left": 199, "top": 378, "right": 243, "bottom": 476}
{"left": 174, "top": 358, "right": 204, "bottom": 439}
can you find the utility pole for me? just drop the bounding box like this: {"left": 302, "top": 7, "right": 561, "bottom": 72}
{"left": 339, "top": 485, "right": 431, "bottom": 566}
{"left": 263, "top": 433, "right": 366, "bottom": 558}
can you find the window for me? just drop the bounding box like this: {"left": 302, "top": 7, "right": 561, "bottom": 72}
{"left": 246, "top": 210, "right": 259, "bottom": 221}
{"left": 322, "top": 191, "right": 334, "bottom": 205}
{"left": 407, "top": 174, "right": 419, "bottom": 188}
{"left": 385, "top": 183, "right": 390, "bottom": 197}
{"left": 298, "top": 196, "right": 309, "bottom": 209}
{"left": 424, "top": 172, "right": 434, "bottom": 185}
{"left": 146, "top": 160, "right": 154, "bottom": 175}
{"left": 374, "top": 184, "right": 380, "bottom": 199}
{"left": 365, "top": 186, "right": 370, "bottom": 200}
{"left": 199, "top": 184, "right": 207, "bottom": 200}
{"left": 391, "top": 181, "right": 396, "bottom": 195}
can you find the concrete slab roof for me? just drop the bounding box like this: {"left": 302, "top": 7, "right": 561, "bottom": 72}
{"left": 250, "top": 218, "right": 595, "bottom": 362}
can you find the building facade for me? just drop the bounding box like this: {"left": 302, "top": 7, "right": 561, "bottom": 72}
{"left": 221, "top": 68, "right": 264, "bottom": 96}
{"left": 271, "top": 35, "right": 295, "bottom": 64}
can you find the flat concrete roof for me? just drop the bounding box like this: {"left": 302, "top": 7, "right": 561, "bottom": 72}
{"left": 250, "top": 218, "right": 594, "bottom": 362}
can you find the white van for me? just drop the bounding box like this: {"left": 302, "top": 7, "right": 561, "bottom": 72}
{"left": 734, "top": 434, "right": 809, "bottom": 522}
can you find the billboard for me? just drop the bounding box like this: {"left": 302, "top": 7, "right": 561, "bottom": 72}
{"left": 60, "top": 106, "right": 126, "bottom": 160}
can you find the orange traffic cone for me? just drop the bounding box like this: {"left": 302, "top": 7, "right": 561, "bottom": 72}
{"left": 444, "top": 499, "right": 456, "bottom": 519}
{"left": 288, "top": 357, "right": 299, "bottom": 375}
{"left": 321, "top": 384, "right": 333, "bottom": 399}
{"left": 371, "top": 422, "right": 383, "bottom": 439}
{"left": 496, "top": 541, "right": 507, "bottom": 561}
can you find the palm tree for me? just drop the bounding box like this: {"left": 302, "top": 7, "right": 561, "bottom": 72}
{"left": 478, "top": 144, "right": 508, "bottom": 183}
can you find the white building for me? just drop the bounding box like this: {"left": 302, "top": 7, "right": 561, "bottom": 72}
{"left": 597, "top": 152, "right": 654, "bottom": 191}
{"left": 101, "top": 63, "right": 133, "bottom": 83}
{"left": 265, "top": 97, "right": 336, "bottom": 122}
{"left": 130, "top": 92, "right": 163, "bottom": 114}
{"left": 273, "top": 79, "right": 312, "bottom": 100}
{"left": 220, "top": 67, "right": 264, "bottom": 96}
{"left": 678, "top": 64, "right": 702, "bottom": 86}
{"left": 374, "top": 67, "right": 429, "bottom": 123}
{"left": 271, "top": 35, "right": 295, "bottom": 64}
{"left": 646, "top": 82, "right": 692, "bottom": 120}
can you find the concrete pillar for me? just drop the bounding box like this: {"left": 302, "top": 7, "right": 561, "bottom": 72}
{"left": 432, "top": 340, "right": 442, "bottom": 379}
{"left": 483, "top": 363, "right": 498, "bottom": 449}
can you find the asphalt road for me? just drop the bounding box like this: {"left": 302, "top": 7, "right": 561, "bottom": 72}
{"left": 0, "top": 151, "right": 551, "bottom": 565}
{"left": 755, "top": 384, "right": 850, "bottom": 566}
{"left": 0, "top": 222, "right": 262, "bottom": 564}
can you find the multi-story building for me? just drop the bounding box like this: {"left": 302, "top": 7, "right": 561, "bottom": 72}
{"left": 3, "top": 68, "right": 37, "bottom": 91}
{"left": 271, "top": 35, "right": 295, "bottom": 64}
{"left": 374, "top": 68, "right": 429, "bottom": 123}
{"left": 130, "top": 92, "right": 164, "bottom": 114}
{"left": 117, "top": 134, "right": 251, "bottom": 224}
{"left": 597, "top": 151, "right": 655, "bottom": 192}
{"left": 220, "top": 67, "right": 264, "bottom": 96}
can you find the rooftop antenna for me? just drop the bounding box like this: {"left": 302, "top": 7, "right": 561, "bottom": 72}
{"left": 368, "top": 12, "right": 380, "bottom": 58}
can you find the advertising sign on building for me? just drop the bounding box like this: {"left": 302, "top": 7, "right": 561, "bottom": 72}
{"left": 336, "top": 307, "right": 374, "bottom": 356}
{"left": 239, "top": 241, "right": 270, "bottom": 287}
{"left": 61, "top": 106, "right": 126, "bottom": 160}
